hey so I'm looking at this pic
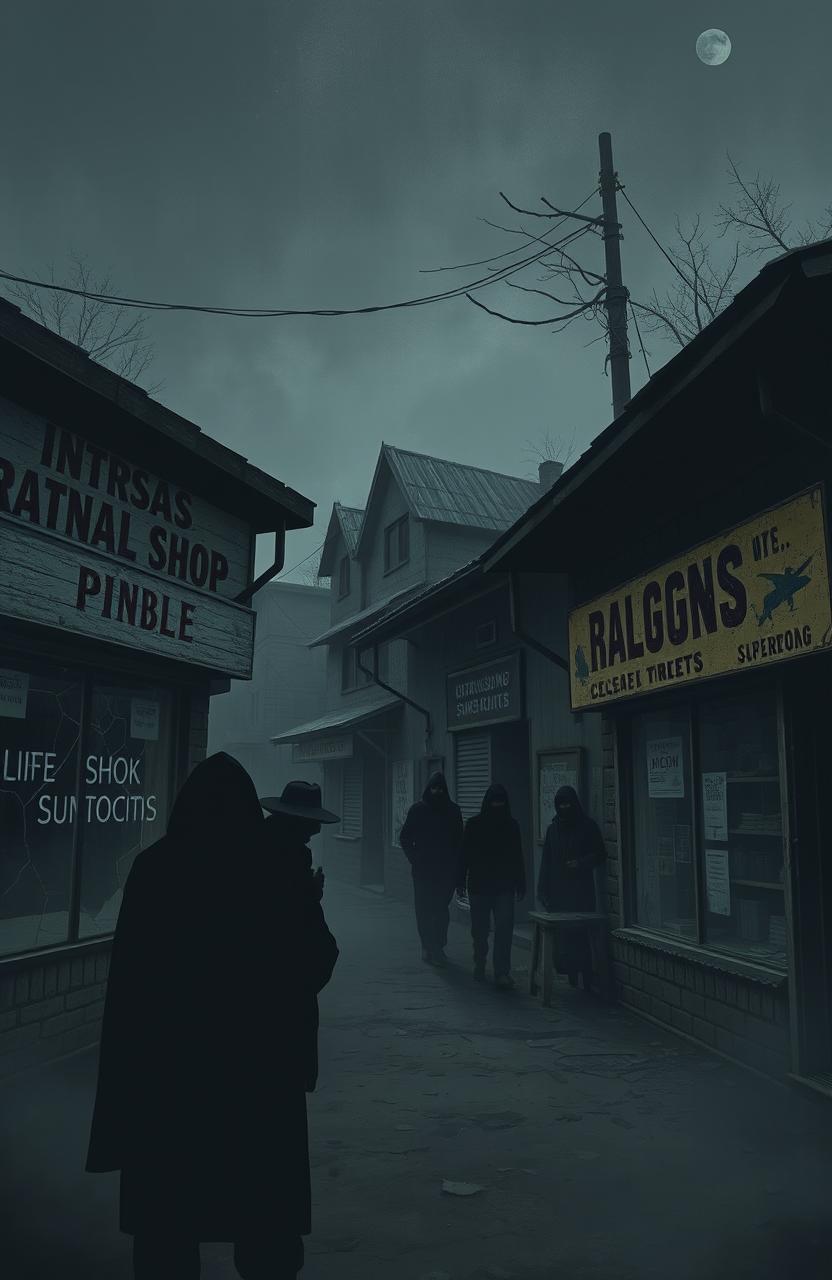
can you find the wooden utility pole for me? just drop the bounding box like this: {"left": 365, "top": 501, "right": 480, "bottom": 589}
{"left": 598, "top": 132, "right": 631, "bottom": 417}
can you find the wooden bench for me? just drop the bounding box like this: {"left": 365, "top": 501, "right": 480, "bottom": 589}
{"left": 527, "top": 911, "right": 612, "bottom": 1006}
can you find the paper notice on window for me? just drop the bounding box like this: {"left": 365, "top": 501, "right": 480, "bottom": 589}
{"left": 647, "top": 737, "right": 684, "bottom": 798}
{"left": 705, "top": 848, "right": 731, "bottom": 916}
{"left": 674, "top": 824, "right": 692, "bottom": 863}
{"left": 0, "top": 669, "right": 29, "bottom": 718}
{"left": 130, "top": 698, "right": 160, "bottom": 741}
{"left": 702, "top": 772, "right": 728, "bottom": 842}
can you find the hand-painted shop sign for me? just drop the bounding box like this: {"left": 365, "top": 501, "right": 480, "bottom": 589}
{"left": 568, "top": 485, "right": 832, "bottom": 709}
{"left": 447, "top": 652, "right": 523, "bottom": 730}
{"left": 0, "top": 396, "right": 257, "bottom": 677}
{"left": 292, "top": 735, "right": 353, "bottom": 763}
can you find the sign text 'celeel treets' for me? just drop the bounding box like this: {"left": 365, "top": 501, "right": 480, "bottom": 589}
{"left": 568, "top": 487, "right": 832, "bottom": 709}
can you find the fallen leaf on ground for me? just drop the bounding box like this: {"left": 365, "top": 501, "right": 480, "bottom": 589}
{"left": 441, "top": 1180, "right": 487, "bottom": 1196}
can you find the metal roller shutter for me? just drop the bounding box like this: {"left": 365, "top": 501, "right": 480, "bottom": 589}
{"left": 341, "top": 758, "right": 363, "bottom": 837}
{"left": 455, "top": 733, "right": 491, "bottom": 820}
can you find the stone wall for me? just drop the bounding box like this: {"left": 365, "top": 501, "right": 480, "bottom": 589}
{"left": 0, "top": 949, "right": 110, "bottom": 1080}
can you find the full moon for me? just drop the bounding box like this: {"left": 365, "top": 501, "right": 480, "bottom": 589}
{"left": 696, "top": 29, "right": 732, "bottom": 65}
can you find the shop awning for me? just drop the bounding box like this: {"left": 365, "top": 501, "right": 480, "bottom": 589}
{"left": 307, "top": 585, "right": 424, "bottom": 648}
{"left": 351, "top": 559, "right": 495, "bottom": 646}
{"left": 270, "top": 694, "right": 403, "bottom": 744}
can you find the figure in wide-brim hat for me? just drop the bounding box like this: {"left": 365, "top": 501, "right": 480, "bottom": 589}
{"left": 259, "top": 780, "right": 340, "bottom": 824}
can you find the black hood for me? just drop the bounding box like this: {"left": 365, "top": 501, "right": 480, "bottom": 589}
{"left": 167, "top": 752, "right": 264, "bottom": 848}
{"left": 554, "top": 784, "right": 583, "bottom": 823}
{"left": 422, "top": 771, "right": 451, "bottom": 805}
{"left": 481, "top": 782, "right": 511, "bottom": 818}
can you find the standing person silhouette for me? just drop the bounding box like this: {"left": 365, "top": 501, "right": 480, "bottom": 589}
{"left": 85, "top": 757, "right": 339, "bottom": 1280}
{"left": 399, "top": 771, "right": 463, "bottom": 966}
{"left": 457, "top": 783, "right": 526, "bottom": 989}
{"left": 537, "top": 785, "right": 606, "bottom": 990}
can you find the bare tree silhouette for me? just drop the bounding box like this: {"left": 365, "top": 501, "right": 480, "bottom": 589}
{"left": 2, "top": 254, "right": 160, "bottom": 393}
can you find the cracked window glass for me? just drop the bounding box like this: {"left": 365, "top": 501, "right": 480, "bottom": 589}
{"left": 78, "top": 683, "right": 174, "bottom": 939}
{"left": 0, "top": 665, "right": 82, "bottom": 957}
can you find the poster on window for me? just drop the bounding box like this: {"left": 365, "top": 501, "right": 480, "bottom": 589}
{"left": 647, "top": 737, "right": 685, "bottom": 798}
{"left": 702, "top": 771, "right": 728, "bottom": 842}
{"left": 539, "top": 760, "right": 578, "bottom": 839}
{"left": 0, "top": 669, "right": 29, "bottom": 718}
{"left": 130, "top": 698, "right": 160, "bottom": 741}
{"left": 391, "top": 760, "right": 414, "bottom": 848}
{"left": 705, "top": 848, "right": 732, "bottom": 916}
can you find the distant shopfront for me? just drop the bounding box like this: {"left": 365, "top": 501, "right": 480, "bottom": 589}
{"left": 482, "top": 242, "right": 832, "bottom": 1086}
{"left": 0, "top": 298, "right": 313, "bottom": 1075}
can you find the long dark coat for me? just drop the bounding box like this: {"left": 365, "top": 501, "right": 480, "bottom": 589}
{"left": 457, "top": 783, "right": 526, "bottom": 897}
{"left": 85, "top": 752, "right": 339, "bottom": 1241}
{"left": 537, "top": 785, "right": 606, "bottom": 974}
{"left": 399, "top": 771, "right": 463, "bottom": 887}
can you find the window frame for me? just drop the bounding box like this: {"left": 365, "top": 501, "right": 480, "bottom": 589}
{"left": 383, "top": 515, "right": 410, "bottom": 575}
{"left": 475, "top": 620, "right": 497, "bottom": 649}
{"left": 0, "top": 651, "right": 180, "bottom": 962}
{"left": 621, "top": 675, "right": 787, "bottom": 971}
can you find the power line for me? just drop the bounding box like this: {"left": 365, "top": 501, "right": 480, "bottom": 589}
{"left": 273, "top": 540, "right": 326, "bottom": 582}
{"left": 617, "top": 186, "right": 706, "bottom": 307}
{"left": 0, "top": 218, "right": 599, "bottom": 321}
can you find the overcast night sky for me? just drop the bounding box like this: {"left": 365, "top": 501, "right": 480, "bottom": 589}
{"left": 1, "top": 1, "right": 828, "bottom": 577}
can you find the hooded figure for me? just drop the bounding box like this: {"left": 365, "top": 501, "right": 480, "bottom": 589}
{"left": 537, "top": 785, "right": 606, "bottom": 989}
{"left": 399, "top": 771, "right": 463, "bottom": 966}
{"left": 457, "top": 783, "right": 526, "bottom": 989}
{"left": 85, "top": 754, "right": 338, "bottom": 1280}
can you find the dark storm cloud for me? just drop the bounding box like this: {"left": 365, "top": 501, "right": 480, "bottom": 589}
{"left": 1, "top": 1, "right": 829, "bottom": 575}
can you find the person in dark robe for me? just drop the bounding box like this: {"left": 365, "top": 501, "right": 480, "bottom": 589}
{"left": 537, "top": 784, "right": 606, "bottom": 991}
{"left": 85, "top": 758, "right": 339, "bottom": 1280}
{"left": 399, "top": 771, "right": 463, "bottom": 966}
{"left": 456, "top": 782, "right": 526, "bottom": 989}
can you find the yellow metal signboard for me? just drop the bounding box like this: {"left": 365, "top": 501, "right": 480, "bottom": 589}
{"left": 568, "top": 485, "right": 832, "bottom": 710}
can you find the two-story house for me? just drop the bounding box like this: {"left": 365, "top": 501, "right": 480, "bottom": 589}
{"left": 207, "top": 580, "right": 329, "bottom": 796}
{"left": 272, "top": 443, "right": 543, "bottom": 892}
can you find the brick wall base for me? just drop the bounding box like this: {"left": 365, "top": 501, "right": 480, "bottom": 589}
{"left": 0, "top": 949, "right": 110, "bottom": 1080}
{"left": 612, "top": 935, "right": 790, "bottom": 1079}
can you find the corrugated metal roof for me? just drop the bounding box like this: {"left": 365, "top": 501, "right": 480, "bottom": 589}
{"left": 307, "top": 583, "right": 423, "bottom": 648}
{"left": 269, "top": 694, "right": 402, "bottom": 743}
{"left": 385, "top": 446, "right": 541, "bottom": 531}
{"left": 336, "top": 503, "right": 364, "bottom": 555}
{"left": 352, "top": 559, "right": 484, "bottom": 645}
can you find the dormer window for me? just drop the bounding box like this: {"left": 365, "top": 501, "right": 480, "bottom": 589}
{"left": 384, "top": 515, "right": 409, "bottom": 574}
{"left": 338, "top": 555, "right": 350, "bottom": 599}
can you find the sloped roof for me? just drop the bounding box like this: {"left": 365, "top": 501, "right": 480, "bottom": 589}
{"left": 318, "top": 502, "right": 366, "bottom": 576}
{"left": 307, "top": 583, "right": 423, "bottom": 648}
{"left": 354, "top": 444, "right": 541, "bottom": 557}
{"left": 269, "top": 694, "right": 402, "bottom": 743}
{"left": 351, "top": 558, "right": 488, "bottom": 646}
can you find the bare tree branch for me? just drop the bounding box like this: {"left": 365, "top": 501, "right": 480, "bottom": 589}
{"left": 1, "top": 255, "right": 160, "bottom": 393}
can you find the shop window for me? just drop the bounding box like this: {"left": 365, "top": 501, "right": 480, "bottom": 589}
{"left": 384, "top": 516, "right": 410, "bottom": 574}
{"left": 631, "top": 709, "right": 697, "bottom": 939}
{"left": 0, "top": 666, "right": 82, "bottom": 957}
{"left": 78, "top": 683, "right": 174, "bottom": 939}
{"left": 338, "top": 555, "right": 351, "bottom": 599}
{"left": 0, "top": 659, "right": 175, "bottom": 958}
{"left": 629, "top": 690, "right": 786, "bottom": 968}
{"left": 475, "top": 621, "right": 497, "bottom": 649}
{"left": 699, "top": 692, "right": 785, "bottom": 965}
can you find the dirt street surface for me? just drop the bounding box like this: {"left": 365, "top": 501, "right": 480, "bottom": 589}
{"left": 3, "top": 876, "right": 832, "bottom": 1279}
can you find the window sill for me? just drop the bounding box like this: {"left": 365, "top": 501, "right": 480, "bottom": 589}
{"left": 0, "top": 935, "right": 113, "bottom": 974}
{"left": 612, "top": 926, "right": 788, "bottom": 988}
{"left": 333, "top": 834, "right": 362, "bottom": 843}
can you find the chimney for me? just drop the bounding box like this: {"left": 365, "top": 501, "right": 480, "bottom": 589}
{"left": 538, "top": 460, "right": 563, "bottom": 489}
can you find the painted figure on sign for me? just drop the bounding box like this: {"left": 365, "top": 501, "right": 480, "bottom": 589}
{"left": 537, "top": 785, "right": 606, "bottom": 991}
{"left": 399, "top": 771, "right": 463, "bottom": 967}
{"left": 85, "top": 755, "right": 339, "bottom": 1280}
{"left": 457, "top": 783, "right": 526, "bottom": 990}
{"left": 754, "top": 553, "right": 813, "bottom": 627}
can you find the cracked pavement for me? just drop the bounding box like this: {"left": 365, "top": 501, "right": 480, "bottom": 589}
{"left": 3, "top": 876, "right": 832, "bottom": 1278}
